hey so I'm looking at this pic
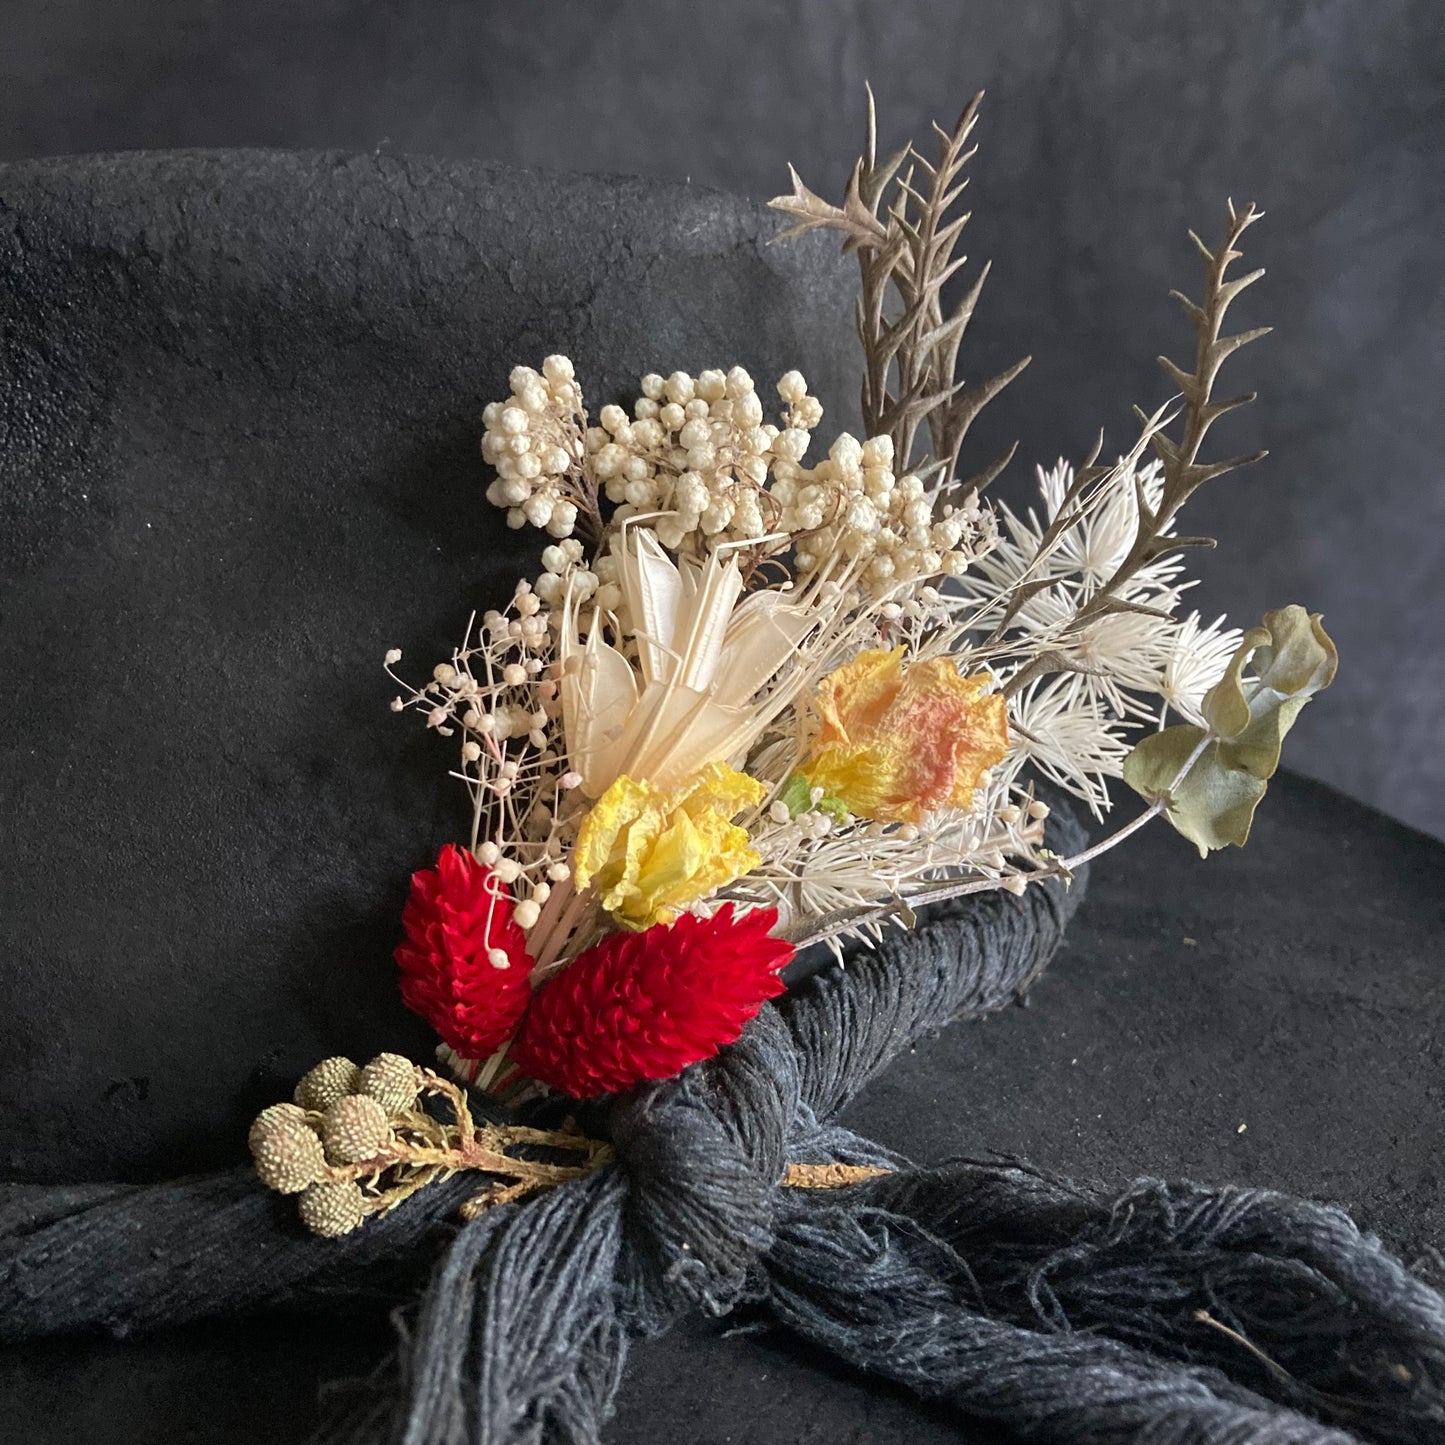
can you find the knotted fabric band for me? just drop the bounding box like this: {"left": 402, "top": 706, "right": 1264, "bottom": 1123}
{"left": 3, "top": 809, "right": 1442, "bottom": 1443}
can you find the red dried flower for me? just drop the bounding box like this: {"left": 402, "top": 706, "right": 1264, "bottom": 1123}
{"left": 394, "top": 843, "right": 534, "bottom": 1058}
{"left": 511, "top": 904, "right": 793, "bottom": 1098}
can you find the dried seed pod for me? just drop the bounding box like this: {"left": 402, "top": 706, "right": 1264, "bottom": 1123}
{"left": 248, "top": 1103, "right": 326, "bottom": 1194}
{"left": 321, "top": 1093, "right": 392, "bottom": 1164}
{"left": 297, "top": 1180, "right": 365, "bottom": 1237}
{"left": 358, "top": 1052, "right": 419, "bottom": 1116}
{"left": 293, "top": 1056, "right": 362, "bottom": 1112}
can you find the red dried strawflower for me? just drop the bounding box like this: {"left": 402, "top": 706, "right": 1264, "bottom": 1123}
{"left": 511, "top": 904, "right": 793, "bottom": 1098}
{"left": 394, "top": 843, "right": 534, "bottom": 1058}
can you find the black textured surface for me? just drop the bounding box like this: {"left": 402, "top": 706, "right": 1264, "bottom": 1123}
{"left": 1, "top": 147, "right": 1441, "bottom": 1442}
{"left": 0, "top": 149, "right": 860, "bottom": 1184}
{"left": 1, "top": 774, "right": 1440, "bottom": 1444}
{"left": 3, "top": 0, "right": 1441, "bottom": 838}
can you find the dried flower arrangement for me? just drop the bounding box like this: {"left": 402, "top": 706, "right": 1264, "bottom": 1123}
{"left": 252, "top": 94, "right": 1336, "bottom": 1235}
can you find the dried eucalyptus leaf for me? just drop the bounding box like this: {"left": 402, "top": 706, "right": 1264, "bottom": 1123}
{"left": 1123, "top": 723, "right": 1207, "bottom": 800}
{"left": 1253, "top": 605, "right": 1340, "bottom": 697}
{"left": 1168, "top": 752, "right": 1271, "bottom": 854}
{"left": 1125, "top": 720, "right": 1273, "bottom": 856}
{"left": 1127, "top": 725, "right": 1270, "bottom": 855}
{"left": 1200, "top": 625, "right": 1271, "bottom": 739}
{"left": 1201, "top": 606, "right": 1337, "bottom": 743}
{"left": 1126, "top": 606, "right": 1338, "bottom": 856}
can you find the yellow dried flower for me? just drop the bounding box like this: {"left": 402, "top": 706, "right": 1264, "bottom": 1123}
{"left": 574, "top": 760, "right": 765, "bottom": 929}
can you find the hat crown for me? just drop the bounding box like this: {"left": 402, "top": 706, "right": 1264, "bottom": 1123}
{"left": 0, "top": 150, "right": 858, "bottom": 1181}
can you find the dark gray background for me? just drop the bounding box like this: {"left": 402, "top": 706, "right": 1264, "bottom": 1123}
{"left": 3, "top": 0, "right": 1442, "bottom": 837}
{"left": 2, "top": 11, "right": 1442, "bottom": 1443}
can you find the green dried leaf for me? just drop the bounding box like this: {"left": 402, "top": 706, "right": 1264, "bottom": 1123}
{"left": 1252, "top": 605, "right": 1339, "bottom": 698}
{"left": 1125, "top": 724, "right": 1269, "bottom": 855}
{"left": 1199, "top": 625, "right": 1270, "bottom": 739}
{"left": 1124, "top": 606, "right": 1338, "bottom": 856}
{"left": 1124, "top": 723, "right": 1207, "bottom": 800}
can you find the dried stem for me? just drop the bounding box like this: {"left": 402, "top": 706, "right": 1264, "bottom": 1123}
{"left": 325, "top": 1068, "right": 613, "bottom": 1221}
{"left": 999, "top": 201, "right": 1270, "bottom": 700}
{"left": 1092, "top": 200, "right": 1270, "bottom": 613}
{"left": 770, "top": 88, "right": 1028, "bottom": 498}
{"left": 783, "top": 1162, "right": 893, "bottom": 1189}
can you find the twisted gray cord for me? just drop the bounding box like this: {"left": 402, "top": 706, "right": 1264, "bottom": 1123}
{"left": 3, "top": 808, "right": 1442, "bottom": 1445}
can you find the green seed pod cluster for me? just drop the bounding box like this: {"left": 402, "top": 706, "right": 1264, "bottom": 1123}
{"left": 298, "top": 1180, "right": 366, "bottom": 1237}
{"left": 321, "top": 1093, "right": 393, "bottom": 1164}
{"left": 248, "top": 1103, "right": 327, "bottom": 1194}
{"left": 358, "top": 1052, "right": 420, "bottom": 1115}
{"left": 293, "top": 1055, "right": 362, "bottom": 1111}
{"left": 254, "top": 1050, "right": 432, "bottom": 1236}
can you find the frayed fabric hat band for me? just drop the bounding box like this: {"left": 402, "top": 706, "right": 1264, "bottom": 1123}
{"left": 3, "top": 810, "right": 1442, "bottom": 1443}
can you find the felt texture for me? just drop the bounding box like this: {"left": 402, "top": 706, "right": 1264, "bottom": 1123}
{"left": 0, "top": 149, "right": 858, "bottom": 1185}
{"left": 1, "top": 150, "right": 1440, "bottom": 1442}
{"left": 1, "top": 773, "right": 1440, "bottom": 1444}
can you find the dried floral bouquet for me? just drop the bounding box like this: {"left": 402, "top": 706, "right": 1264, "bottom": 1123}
{"left": 250, "top": 95, "right": 1336, "bottom": 1234}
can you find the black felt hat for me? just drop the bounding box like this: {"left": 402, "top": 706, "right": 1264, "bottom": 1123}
{"left": 0, "top": 147, "right": 863, "bottom": 1182}
{"left": 2, "top": 150, "right": 1441, "bottom": 1445}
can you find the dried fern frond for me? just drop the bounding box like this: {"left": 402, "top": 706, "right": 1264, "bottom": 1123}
{"left": 1000, "top": 201, "right": 1270, "bottom": 699}
{"left": 1091, "top": 200, "right": 1271, "bottom": 618}
{"left": 769, "top": 88, "right": 1028, "bottom": 501}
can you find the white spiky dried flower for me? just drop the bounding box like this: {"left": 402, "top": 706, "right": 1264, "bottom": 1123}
{"left": 1005, "top": 675, "right": 1134, "bottom": 818}
{"left": 1158, "top": 612, "right": 1244, "bottom": 726}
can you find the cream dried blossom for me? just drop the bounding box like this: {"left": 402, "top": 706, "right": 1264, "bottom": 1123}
{"left": 484, "top": 356, "right": 992, "bottom": 607}
{"left": 532, "top": 538, "right": 597, "bottom": 610}
{"left": 384, "top": 579, "right": 580, "bottom": 921}
{"left": 558, "top": 523, "right": 832, "bottom": 798}
{"left": 773, "top": 431, "right": 993, "bottom": 598}
{"left": 587, "top": 366, "right": 823, "bottom": 551}
{"left": 482, "top": 356, "right": 598, "bottom": 540}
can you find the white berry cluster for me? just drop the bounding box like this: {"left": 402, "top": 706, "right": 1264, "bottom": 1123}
{"left": 584, "top": 365, "right": 825, "bottom": 551}
{"left": 481, "top": 357, "right": 588, "bottom": 538}
{"left": 479, "top": 356, "right": 993, "bottom": 606}
{"left": 533, "top": 538, "right": 599, "bottom": 608}
{"left": 772, "top": 431, "right": 990, "bottom": 595}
